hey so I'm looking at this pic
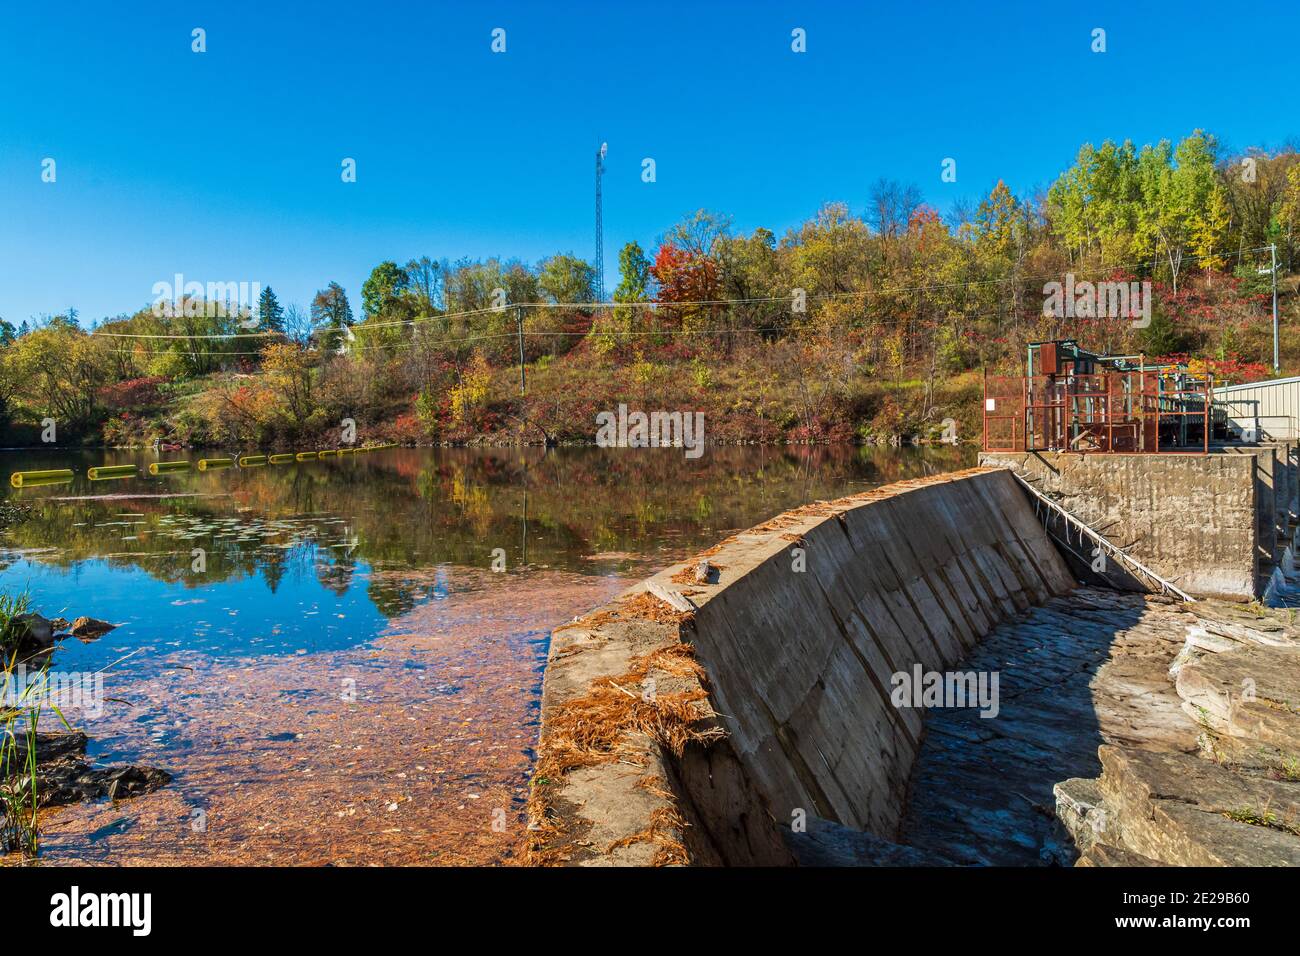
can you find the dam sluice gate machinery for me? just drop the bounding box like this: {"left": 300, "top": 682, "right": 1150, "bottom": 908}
{"left": 982, "top": 340, "right": 1218, "bottom": 454}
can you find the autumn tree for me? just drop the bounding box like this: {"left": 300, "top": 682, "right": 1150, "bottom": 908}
{"left": 1046, "top": 140, "right": 1142, "bottom": 265}
{"left": 260, "top": 342, "right": 316, "bottom": 433}
{"left": 715, "top": 227, "right": 785, "bottom": 334}
{"left": 1277, "top": 165, "right": 1300, "bottom": 269}
{"left": 868, "top": 178, "right": 922, "bottom": 240}
{"left": 651, "top": 241, "right": 721, "bottom": 333}
{"left": 537, "top": 254, "right": 595, "bottom": 304}
{"left": 5, "top": 322, "right": 111, "bottom": 432}
{"left": 404, "top": 256, "right": 442, "bottom": 315}
{"left": 783, "top": 202, "right": 872, "bottom": 296}
{"left": 589, "top": 241, "right": 654, "bottom": 351}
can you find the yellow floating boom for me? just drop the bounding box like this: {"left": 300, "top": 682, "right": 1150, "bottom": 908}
{"left": 10, "top": 469, "right": 74, "bottom": 488}
{"left": 295, "top": 451, "right": 319, "bottom": 461}
{"left": 196, "top": 458, "right": 234, "bottom": 471}
{"left": 87, "top": 464, "right": 138, "bottom": 481}
{"left": 237, "top": 454, "right": 267, "bottom": 467}
{"left": 268, "top": 453, "right": 295, "bottom": 464}
{"left": 149, "top": 460, "right": 191, "bottom": 475}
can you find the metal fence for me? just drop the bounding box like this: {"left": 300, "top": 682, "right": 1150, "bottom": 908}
{"left": 983, "top": 369, "right": 1213, "bottom": 454}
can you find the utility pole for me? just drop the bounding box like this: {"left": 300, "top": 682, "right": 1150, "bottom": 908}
{"left": 1272, "top": 242, "right": 1280, "bottom": 375}
{"left": 595, "top": 143, "right": 607, "bottom": 303}
{"left": 1260, "top": 243, "right": 1280, "bottom": 374}
{"left": 516, "top": 305, "right": 526, "bottom": 394}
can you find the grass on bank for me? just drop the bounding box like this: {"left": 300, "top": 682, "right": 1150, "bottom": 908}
{"left": 0, "top": 591, "right": 64, "bottom": 859}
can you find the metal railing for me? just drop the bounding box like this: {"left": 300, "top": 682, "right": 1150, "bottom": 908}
{"left": 983, "top": 370, "right": 1213, "bottom": 454}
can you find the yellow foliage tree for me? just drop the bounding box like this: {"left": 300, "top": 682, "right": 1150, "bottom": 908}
{"left": 449, "top": 351, "right": 492, "bottom": 424}
{"left": 1189, "top": 185, "right": 1230, "bottom": 273}
{"left": 260, "top": 342, "right": 316, "bottom": 428}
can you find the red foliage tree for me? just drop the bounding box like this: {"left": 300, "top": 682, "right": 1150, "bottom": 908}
{"left": 650, "top": 242, "right": 720, "bottom": 306}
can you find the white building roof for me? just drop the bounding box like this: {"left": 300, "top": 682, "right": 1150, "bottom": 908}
{"left": 1215, "top": 376, "right": 1300, "bottom": 393}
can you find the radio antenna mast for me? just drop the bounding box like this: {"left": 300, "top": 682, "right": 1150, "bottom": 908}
{"left": 595, "top": 142, "right": 607, "bottom": 302}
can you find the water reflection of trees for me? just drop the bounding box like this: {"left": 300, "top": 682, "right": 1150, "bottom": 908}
{"left": 1, "top": 445, "right": 973, "bottom": 598}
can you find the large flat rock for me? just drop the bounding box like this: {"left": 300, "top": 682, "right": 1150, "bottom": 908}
{"left": 1176, "top": 644, "right": 1300, "bottom": 756}
{"left": 1098, "top": 745, "right": 1300, "bottom": 866}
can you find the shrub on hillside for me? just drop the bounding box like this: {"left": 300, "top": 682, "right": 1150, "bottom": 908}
{"left": 97, "top": 376, "right": 166, "bottom": 412}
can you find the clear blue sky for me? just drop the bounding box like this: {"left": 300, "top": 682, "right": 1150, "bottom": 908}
{"left": 1, "top": 0, "right": 1296, "bottom": 325}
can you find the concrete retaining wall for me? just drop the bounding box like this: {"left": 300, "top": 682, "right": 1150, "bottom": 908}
{"left": 527, "top": 467, "right": 1075, "bottom": 864}
{"left": 1216, "top": 444, "right": 1296, "bottom": 568}
{"left": 980, "top": 451, "right": 1262, "bottom": 601}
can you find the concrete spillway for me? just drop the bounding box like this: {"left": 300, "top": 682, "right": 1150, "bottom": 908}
{"left": 527, "top": 463, "right": 1300, "bottom": 866}
{"left": 527, "top": 467, "right": 1076, "bottom": 864}
{"left": 678, "top": 467, "right": 1077, "bottom": 839}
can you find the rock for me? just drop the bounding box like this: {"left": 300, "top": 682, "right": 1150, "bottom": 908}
{"left": 1183, "top": 624, "right": 1248, "bottom": 654}
{"left": 1054, "top": 777, "right": 1109, "bottom": 853}
{"left": 2, "top": 612, "right": 113, "bottom": 652}
{"left": 1168, "top": 624, "right": 1242, "bottom": 679}
{"left": 1193, "top": 727, "right": 1297, "bottom": 772}
{"left": 20, "top": 733, "right": 171, "bottom": 806}
{"left": 1097, "top": 745, "right": 1300, "bottom": 866}
{"left": 11, "top": 612, "right": 56, "bottom": 650}
{"left": 1175, "top": 645, "right": 1300, "bottom": 755}
{"left": 1196, "top": 617, "right": 1300, "bottom": 649}
{"left": 17, "top": 732, "right": 171, "bottom": 808}
{"left": 645, "top": 581, "right": 695, "bottom": 613}
{"left": 693, "top": 561, "right": 719, "bottom": 585}
{"left": 16, "top": 730, "right": 89, "bottom": 764}
{"left": 68, "top": 616, "right": 116, "bottom": 640}
{"left": 104, "top": 766, "right": 172, "bottom": 801}
{"left": 1167, "top": 642, "right": 1201, "bottom": 679}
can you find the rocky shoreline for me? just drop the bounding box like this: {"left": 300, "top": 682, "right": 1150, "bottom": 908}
{"left": 2, "top": 610, "right": 171, "bottom": 858}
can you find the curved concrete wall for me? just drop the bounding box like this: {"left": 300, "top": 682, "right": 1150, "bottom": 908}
{"left": 528, "top": 467, "right": 1074, "bottom": 865}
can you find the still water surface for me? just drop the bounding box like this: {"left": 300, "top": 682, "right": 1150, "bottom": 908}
{"left": 1, "top": 444, "right": 970, "bottom": 864}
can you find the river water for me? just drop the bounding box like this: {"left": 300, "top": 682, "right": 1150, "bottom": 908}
{"left": 1, "top": 444, "right": 970, "bottom": 865}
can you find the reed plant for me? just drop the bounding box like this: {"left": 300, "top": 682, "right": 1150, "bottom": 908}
{"left": 0, "top": 591, "right": 65, "bottom": 858}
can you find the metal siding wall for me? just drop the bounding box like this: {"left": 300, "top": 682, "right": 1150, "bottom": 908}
{"left": 1216, "top": 380, "right": 1300, "bottom": 439}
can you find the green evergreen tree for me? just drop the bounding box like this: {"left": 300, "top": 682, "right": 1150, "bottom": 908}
{"left": 257, "top": 286, "right": 285, "bottom": 332}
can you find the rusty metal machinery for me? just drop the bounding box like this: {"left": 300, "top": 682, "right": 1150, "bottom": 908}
{"left": 983, "top": 340, "right": 1213, "bottom": 454}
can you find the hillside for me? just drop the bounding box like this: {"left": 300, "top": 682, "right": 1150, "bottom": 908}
{"left": 2, "top": 132, "right": 1297, "bottom": 450}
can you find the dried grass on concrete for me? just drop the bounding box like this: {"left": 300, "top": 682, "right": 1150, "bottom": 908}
{"left": 524, "top": 606, "right": 721, "bottom": 866}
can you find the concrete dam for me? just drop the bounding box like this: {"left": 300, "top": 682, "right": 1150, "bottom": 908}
{"left": 527, "top": 457, "right": 1300, "bottom": 866}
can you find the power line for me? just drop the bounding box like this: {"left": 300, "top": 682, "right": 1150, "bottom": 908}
{"left": 86, "top": 243, "right": 1278, "bottom": 343}
{"left": 93, "top": 328, "right": 286, "bottom": 340}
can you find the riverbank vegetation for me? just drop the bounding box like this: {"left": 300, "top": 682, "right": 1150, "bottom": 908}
{"left": 2, "top": 131, "right": 1297, "bottom": 448}
{"left": 1, "top": 590, "right": 39, "bottom": 857}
